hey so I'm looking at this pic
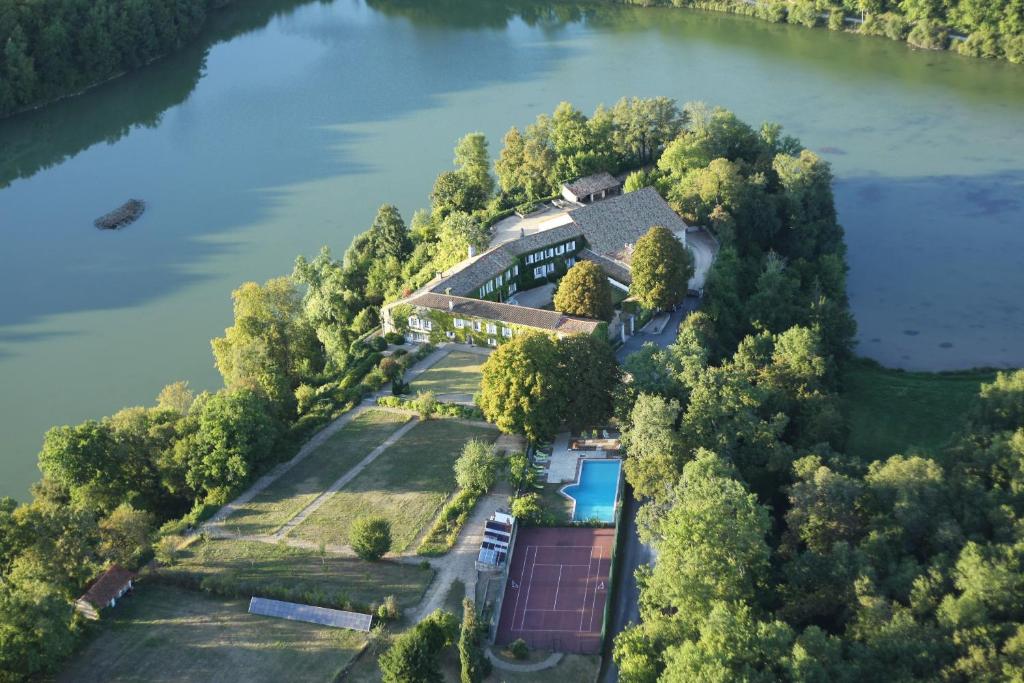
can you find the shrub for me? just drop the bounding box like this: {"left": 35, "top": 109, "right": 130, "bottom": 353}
{"left": 508, "top": 452, "right": 531, "bottom": 491}
{"left": 459, "top": 598, "right": 489, "bottom": 682}
{"left": 380, "top": 609, "right": 458, "bottom": 683}
{"left": 509, "top": 638, "right": 529, "bottom": 660}
{"left": 295, "top": 383, "right": 317, "bottom": 414}
{"left": 787, "top": 0, "right": 819, "bottom": 28}
{"left": 827, "top": 7, "right": 845, "bottom": 30}
{"left": 377, "top": 594, "right": 400, "bottom": 621}
{"left": 384, "top": 331, "right": 406, "bottom": 345}
{"left": 350, "top": 516, "right": 392, "bottom": 561}
{"left": 907, "top": 19, "right": 949, "bottom": 50}
{"left": 155, "top": 535, "right": 182, "bottom": 566}
{"left": 414, "top": 391, "right": 438, "bottom": 420}
{"left": 418, "top": 487, "right": 483, "bottom": 556}
{"left": 454, "top": 439, "right": 499, "bottom": 493}
{"left": 510, "top": 493, "right": 544, "bottom": 525}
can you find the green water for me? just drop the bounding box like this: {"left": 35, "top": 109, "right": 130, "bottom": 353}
{"left": 1, "top": 0, "right": 1022, "bottom": 498}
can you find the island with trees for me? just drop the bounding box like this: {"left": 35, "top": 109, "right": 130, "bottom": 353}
{"left": 1, "top": 96, "right": 1021, "bottom": 682}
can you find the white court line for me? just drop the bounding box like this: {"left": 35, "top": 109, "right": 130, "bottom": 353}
{"left": 552, "top": 564, "right": 564, "bottom": 609}
{"left": 518, "top": 546, "right": 538, "bottom": 631}
{"left": 530, "top": 562, "right": 592, "bottom": 568}
{"left": 523, "top": 608, "right": 589, "bottom": 613}
{"left": 588, "top": 545, "right": 603, "bottom": 633}
{"left": 508, "top": 545, "right": 532, "bottom": 633}
{"left": 579, "top": 544, "right": 595, "bottom": 631}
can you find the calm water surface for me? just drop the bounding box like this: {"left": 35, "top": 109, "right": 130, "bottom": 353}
{"left": 1, "top": 0, "right": 1023, "bottom": 497}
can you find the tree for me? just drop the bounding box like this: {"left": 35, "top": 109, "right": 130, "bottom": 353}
{"left": 350, "top": 516, "right": 392, "bottom": 561}
{"left": 98, "top": 503, "right": 154, "bottom": 568}
{"left": 0, "top": 560, "right": 76, "bottom": 681}
{"left": 453, "top": 132, "right": 494, "bottom": 199}
{"left": 157, "top": 381, "right": 195, "bottom": 415}
{"left": 459, "top": 598, "right": 489, "bottom": 683}
{"left": 629, "top": 226, "right": 694, "bottom": 311}
{"left": 212, "top": 277, "right": 323, "bottom": 412}
{"left": 553, "top": 261, "right": 613, "bottom": 321}
{"left": 293, "top": 247, "right": 362, "bottom": 370}
{"left": 556, "top": 334, "right": 618, "bottom": 431}
{"left": 785, "top": 456, "right": 866, "bottom": 554}
{"left": 431, "top": 170, "right": 488, "bottom": 219}
{"left": 478, "top": 333, "right": 566, "bottom": 442}
{"left": 621, "top": 394, "right": 685, "bottom": 502}
{"left": 379, "top": 609, "right": 458, "bottom": 683}
{"left": 660, "top": 602, "right": 795, "bottom": 682}
{"left": 369, "top": 204, "right": 412, "bottom": 261}
{"left": 976, "top": 369, "right": 1024, "bottom": 431}
{"left": 435, "top": 211, "right": 489, "bottom": 271}
{"left": 171, "top": 389, "right": 279, "bottom": 504}
{"left": 640, "top": 451, "right": 771, "bottom": 630}
{"left": 454, "top": 439, "right": 499, "bottom": 492}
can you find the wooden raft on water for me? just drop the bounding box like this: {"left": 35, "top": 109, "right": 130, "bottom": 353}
{"left": 94, "top": 199, "right": 145, "bottom": 230}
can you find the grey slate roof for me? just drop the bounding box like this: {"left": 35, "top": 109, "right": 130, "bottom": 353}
{"left": 407, "top": 292, "right": 601, "bottom": 336}
{"left": 579, "top": 249, "right": 632, "bottom": 286}
{"left": 427, "top": 223, "right": 583, "bottom": 296}
{"left": 569, "top": 187, "right": 688, "bottom": 263}
{"left": 563, "top": 172, "right": 621, "bottom": 198}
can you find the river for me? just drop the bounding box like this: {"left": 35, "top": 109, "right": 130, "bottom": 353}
{"left": 1, "top": 0, "right": 1022, "bottom": 498}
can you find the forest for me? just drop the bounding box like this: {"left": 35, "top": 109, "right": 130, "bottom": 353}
{"left": 624, "top": 0, "right": 1024, "bottom": 63}
{"left": 606, "top": 104, "right": 1024, "bottom": 680}
{"left": 0, "top": 0, "right": 232, "bottom": 117}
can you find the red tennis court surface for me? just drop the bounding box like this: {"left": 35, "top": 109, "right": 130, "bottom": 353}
{"left": 495, "top": 527, "right": 614, "bottom": 654}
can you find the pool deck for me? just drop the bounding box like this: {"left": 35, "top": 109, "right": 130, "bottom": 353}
{"left": 559, "top": 458, "right": 622, "bottom": 523}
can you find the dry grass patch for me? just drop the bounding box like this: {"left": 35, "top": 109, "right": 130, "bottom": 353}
{"left": 159, "top": 538, "right": 432, "bottom": 610}
{"left": 224, "top": 410, "right": 410, "bottom": 536}
{"left": 57, "top": 584, "right": 364, "bottom": 683}
{"left": 291, "top": 419, "right": 498, "bottom": 552}
{"left": 410, "top": 351, "right": 485, "bottom": 396}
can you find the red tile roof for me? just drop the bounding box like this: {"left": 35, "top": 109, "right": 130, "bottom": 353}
{"left": 79, "top": 564, "right": 136, "bottom": 608}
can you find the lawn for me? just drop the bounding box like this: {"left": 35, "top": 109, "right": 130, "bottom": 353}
{"left": 291, "top": 419, "right": 499, "bottom": 552}
{"left": 535, "top": 482, "right": 574, "bottom": 525}
{"left": 57, "top": 584, "right": 365, "bottom": 683}
{"left": 160, "top": 538, "right": 433, "bottom": 610}
{"left": 223, "top": 410, "right": 410, "bottom": 536}
{"left": 411, "top": 351, "right": 485, "bottom": 396}
{"left": 842, "top": 358, "right": 995, "bottom": 461}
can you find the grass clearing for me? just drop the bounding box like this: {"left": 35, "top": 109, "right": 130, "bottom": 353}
{"left": 224, "top": 410, "right": 410, "bottom": 536}
{"left": 159, "top": 538, "right": 432, "bottom": 610}
{"left": 535, "top": 482, "right": 574, "bottom": 525}
{"left": 842, "top": 358, "right": 995, "bottom": 461}
{"left": 291, "top": 419, "right": 498, "bottom": 552}
{"left": 57, "top": 584, "right": 364, "bottom": 683}
{"left": 411, "top": 351, "right": 485, "bottom": 396}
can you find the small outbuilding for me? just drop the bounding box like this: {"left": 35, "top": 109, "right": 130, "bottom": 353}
{"left": 561, "top": 172, "right": 622, "bottom": 204}
{"left": 74, "top": 564, "right": 137, "bottom": 620}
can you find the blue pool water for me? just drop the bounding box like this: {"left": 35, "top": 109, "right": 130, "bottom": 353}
{"left": 562, "top": 459, "right": 622, "bottom": 523}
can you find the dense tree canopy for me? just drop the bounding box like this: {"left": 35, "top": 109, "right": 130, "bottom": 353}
{"left": 629, "top": 226, "right": 694, "bottom": 311}
{"left": 553, "top": 260, "right": 614, "bottom": 321}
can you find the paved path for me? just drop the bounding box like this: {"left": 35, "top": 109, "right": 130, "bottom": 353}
{"left": 408, "top": 490, "right": 507, "bottom": 623}
{"left": 485, "top": 648, "right": 563, "bottom": 672}
{"left": 271, "top": 417, "right": 419, "bottom": 540}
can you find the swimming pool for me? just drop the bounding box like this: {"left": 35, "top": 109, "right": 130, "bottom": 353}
{"left": 561, "top": 459, "right": 622, "bottom": 523}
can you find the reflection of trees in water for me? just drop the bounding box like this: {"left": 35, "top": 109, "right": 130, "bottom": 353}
{"left": 365, "top": 0, "right": 602, "bottom": 30}
{"left": 0, "top": 0, "right": 315, "bottom": 190}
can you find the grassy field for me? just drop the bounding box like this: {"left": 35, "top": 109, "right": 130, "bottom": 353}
{"left": 842, "top": 358, "right": 995, "bottom": 461}
{"left": 224, "top": 410, "right": 410, "bottom": 536}
{"left": 291, "top": 419, "right": 498, "bottom": 552}
{"left": 161, "top": 538, "right": 432, "bottom": 609}
{"left": 411, "top": 351, "right": 485, "bottom": 396}
{"left": 536, "top": 482, "right": 574, "bottom": 524}
{"left": 58, "top": 584, "right": 365, "bottom": 683}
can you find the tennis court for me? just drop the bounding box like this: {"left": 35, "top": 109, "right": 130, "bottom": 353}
{"left": 494, "top": 527, "right": 614, "bottom": 654}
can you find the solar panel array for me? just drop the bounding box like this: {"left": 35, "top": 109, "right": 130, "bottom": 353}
{"left": 248, "top": 597, "right": 373, "bottom": 632}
